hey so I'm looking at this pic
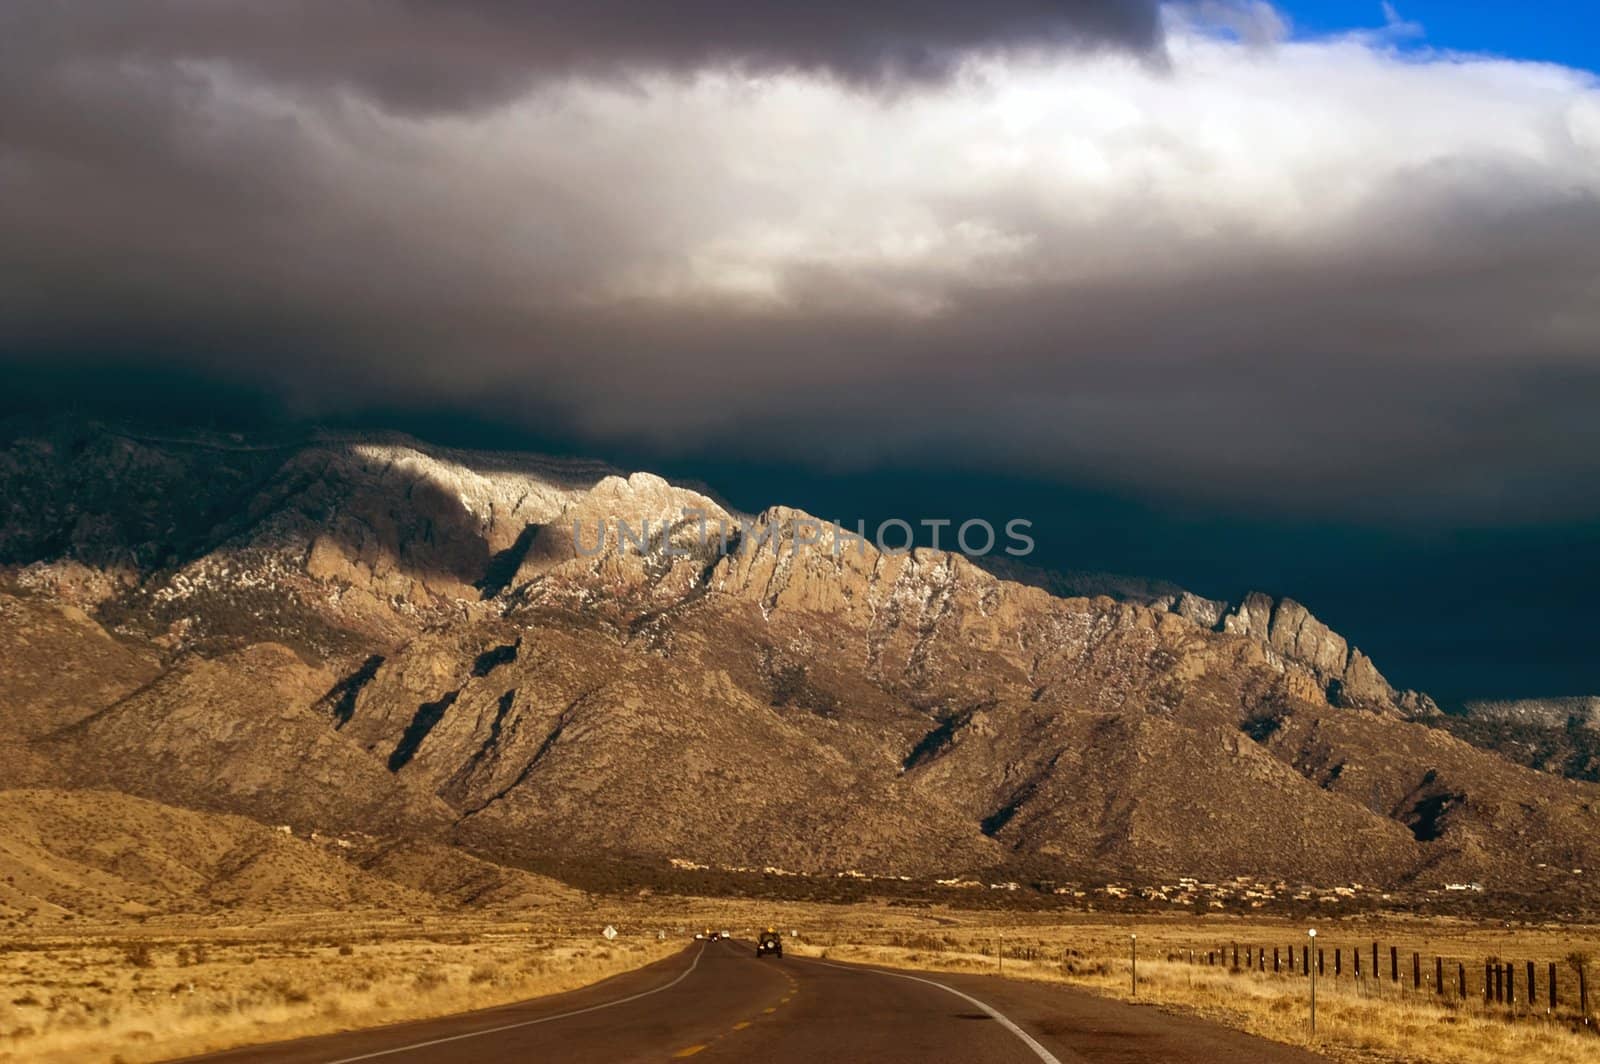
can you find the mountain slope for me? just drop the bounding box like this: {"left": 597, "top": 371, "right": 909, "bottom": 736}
{"left": 4, "top": 419, "right": 1599, "bottom": 910}
{"left": 0, "top": 789, "right": 574, "bottom": 920}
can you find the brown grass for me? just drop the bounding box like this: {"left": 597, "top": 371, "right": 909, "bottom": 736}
{"left": 3, "top": 901, "right": 1598, "bottom": 1064}
{"left": 0, "top": 912, "right": 678, "bottom": 1063}
{"left": 780, "top": 913, "right": 1600, "bottom": 1064}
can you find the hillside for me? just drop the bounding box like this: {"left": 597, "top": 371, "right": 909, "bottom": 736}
{"left": 0, "top": 789, "right": 575, "bottom": 922}
{"left": 4, "top": 418, "right": 1599, "bottom": 914}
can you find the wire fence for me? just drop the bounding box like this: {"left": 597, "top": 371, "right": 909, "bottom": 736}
{"left": 1172, "top": 938, "right": 1594, "bottom": 1028}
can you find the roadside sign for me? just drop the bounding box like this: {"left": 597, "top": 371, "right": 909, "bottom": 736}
{"left": 603, "top": 925, "right": 618, "bottom": 941}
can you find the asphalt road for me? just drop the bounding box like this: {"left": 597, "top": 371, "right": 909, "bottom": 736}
{"left": 179, "top": 939, "right": 1329, "bottom": 1063}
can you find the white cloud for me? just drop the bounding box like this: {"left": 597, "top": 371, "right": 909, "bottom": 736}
{"left": 304, "top": 14, "right": 1597, "bottom": 319}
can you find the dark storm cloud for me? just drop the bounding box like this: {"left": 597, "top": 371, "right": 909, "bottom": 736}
{"left": 1, "top": 4, "right": 1599, "bottom": 527}
{"left": 1, "top": 0, "right": 1164, "bottom": 113}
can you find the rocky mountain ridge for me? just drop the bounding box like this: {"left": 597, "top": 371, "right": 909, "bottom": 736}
{"left": 1460, "top": 696, "right": 1600, "bottom": 730}
{"left": 4, "top": 418, "right": 1598, "bottom": 912}
{"left": 982, "top": 564, "right": 1438, "bottom": 719}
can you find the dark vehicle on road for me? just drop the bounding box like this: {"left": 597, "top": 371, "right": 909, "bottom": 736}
{"left": 756, "top": 928, "right": 783, "bottom": 957}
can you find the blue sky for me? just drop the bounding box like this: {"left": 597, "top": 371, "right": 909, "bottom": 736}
{"left": 1284, "top": 1, "right": 1600, "bottom": 72}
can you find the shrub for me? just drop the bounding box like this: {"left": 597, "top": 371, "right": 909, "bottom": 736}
{"left": 413, "top": 969, "right": 448, "bottom": 993}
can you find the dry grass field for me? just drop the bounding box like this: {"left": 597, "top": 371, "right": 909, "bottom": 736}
{"left": 776, "top": 910, "right": 1600, "bottom": 1064}
{"left": 2, "top": 899, "right": 1597, "bottom": 1064}
{"left": 0, "top": 910, "right": 679, "bottom": 1063}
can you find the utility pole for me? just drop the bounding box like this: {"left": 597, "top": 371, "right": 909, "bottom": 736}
{"left": 1131, "top": 933, "right": 1138, "bottom": 997}
{"left": 1308, "top": 929, "right": 1318, "bottom": 1038}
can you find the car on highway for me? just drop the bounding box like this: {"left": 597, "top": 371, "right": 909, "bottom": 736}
{"left": 756, "top": 928, "right": 783, "bottom": 957}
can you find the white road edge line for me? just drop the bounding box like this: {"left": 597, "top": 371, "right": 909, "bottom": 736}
{"left": 319, "top": 942, "right": 707, "bottom": 1063}
{"left": 801, "top": 958, "right": 1066, "bottom": 1064}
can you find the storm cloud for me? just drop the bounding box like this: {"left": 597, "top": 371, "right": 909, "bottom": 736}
{"left": 3, "top": 2, "right": 1600, "bottom": 523}
{"left": 0, "top": 0, "right": 1165, "bottom": 112}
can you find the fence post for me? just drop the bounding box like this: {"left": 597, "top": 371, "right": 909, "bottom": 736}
{"left": 1507, "top": 963, "right": 1516, "bottom": 1006}
{"left": 1303, "top": 945, "right": 1310, "bottom": 977}
{"left": 1458, "top": 962, "right": 1466, "bottom": 1000}
{"left": 1391, "top": 945, "right": 1399, "bottom": 982}
{"left": 1335, "top": 948, "right": 1342, "bottom": 976}
{"left": 1580, "top": 963, "right": 1589, "bottom": 1018}
{"left": 1372, "top": 941, "right": 1379, "bottom": 976}
{"left": 1485, "top": 962, "right": 1493, "bottom": 1003}
{"left": 1435, "top": 956, "right": 1443, "bottom": 995}
{"left": 1308, "top": 929, "right": 1319, "bottom": 1037}
{"left": 1354, "top": 946, "right": 1361, "bottom": 976}
{"left": 1549, "top": 961, "right": 1557, "bottom": 1011}
{"left": 1527, "top": 961, "right": 1536, "bottom": 1009}
{"left": 1413, "top": 952, "right": 1421, "bottom": 991}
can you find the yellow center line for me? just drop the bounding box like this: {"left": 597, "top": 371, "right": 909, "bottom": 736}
{"left": 763, "top": 1007, "right": 777, "bottom": 1014}
{"left": 671, "top": 1045, "right": 707, "bottom": 1058}
{"left": 732, "top": 1021, "right": 751, "bottom": 1030}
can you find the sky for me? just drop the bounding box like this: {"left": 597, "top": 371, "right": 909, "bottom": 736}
{"left": 2, "top": 2, "right": 1598, "bottom": 702}
{"left": 1285, "top": 2, "right": 1600, "bottom": 73}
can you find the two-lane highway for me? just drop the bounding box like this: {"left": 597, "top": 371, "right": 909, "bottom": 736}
{"left": 180, "top": 938, "right": 1329, "bottom": 1063}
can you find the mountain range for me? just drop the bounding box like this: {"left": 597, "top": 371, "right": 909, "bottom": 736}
{"left": 4, "top": 418, "right": 1598, "bottom": 917}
